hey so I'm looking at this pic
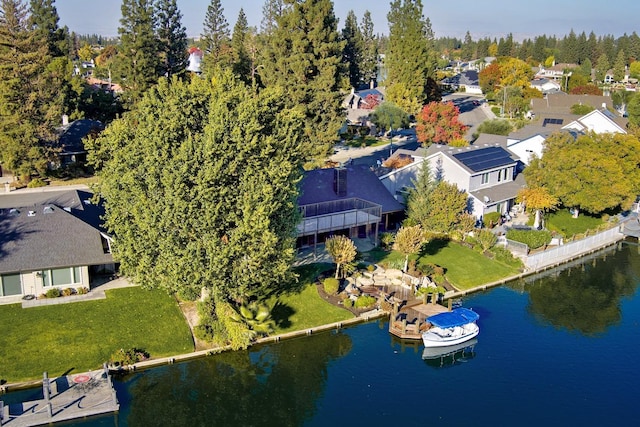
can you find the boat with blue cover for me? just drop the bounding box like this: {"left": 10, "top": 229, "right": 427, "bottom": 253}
{"left": 422, "top": 307, "right": 480, "bottom": 347}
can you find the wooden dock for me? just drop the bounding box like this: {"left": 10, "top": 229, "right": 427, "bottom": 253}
{"left": 388, "top": 299, "right": 449, "bottom": 340}
{"left": 0, "top": 367, "right": 118, "bottom": 427}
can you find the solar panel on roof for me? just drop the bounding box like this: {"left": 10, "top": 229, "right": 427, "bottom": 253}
{"left": 452, "top": 147, "right": 514, "bottom": 172}
{"left": 542, "top": 118, "right": 563, "bottom": 126}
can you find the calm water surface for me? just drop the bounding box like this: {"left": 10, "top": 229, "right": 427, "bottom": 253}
{"left": 5, "top": 243, "right": 640, "bottom": 426}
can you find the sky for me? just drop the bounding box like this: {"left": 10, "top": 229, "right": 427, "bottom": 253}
{"left": 55, "top": 0, "right": 639, "bottom": 41}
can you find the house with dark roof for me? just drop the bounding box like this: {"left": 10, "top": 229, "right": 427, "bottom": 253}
{"left": 0, "top": 189, "right": 114, "bottom": 302}
{"left": 297, "top": 165, "right": 404, "bottom": 248}
{"left": 52, "top": 119, "right": 104, "bottom": 168}
{"left": 380, "top": 142, "right": 524, "bottom": 220}
{"left": 441, "top": 70, "right": 481, "bottom": 94}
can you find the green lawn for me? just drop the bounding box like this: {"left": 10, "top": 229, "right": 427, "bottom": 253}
{"left": 271, "top": 264, "right": 354, "bottom": 333}
{"left": 545, "top": 209, "right": 605, "bottom": 237}
{"left": 0, "top": 287, "right": 193, "bottom": 383}
{"left": 364, "top": 240, "right": 521, "bottom": 290}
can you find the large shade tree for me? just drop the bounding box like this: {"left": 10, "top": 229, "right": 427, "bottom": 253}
{"left": 88, "top": 72, "right": 306, "bottom": 308}
{"left": 524, "top": 131, "right": 640, "bottom": 216}
{"left": 416, "top": 101, "right": 467, "bottom": 146}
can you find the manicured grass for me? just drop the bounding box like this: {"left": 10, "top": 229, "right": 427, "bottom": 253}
{"left": 545, "top": 209, "right": 605, "bottom": 237}
{"left": 271, "top": 264, "right": 354, "bottom": 334}
{"left": 0, "top": 287, "right": 193, "bottom": 383}
{"left": 364, "top": 240, "right": 520, "bottom": 291}
{"left": 343, "top": 136, "right": 390, "bottom": 148}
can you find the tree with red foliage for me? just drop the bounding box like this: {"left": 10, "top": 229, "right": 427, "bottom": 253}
{"left": 569, "top": 84, "right": 603, "bottom": 95}
{"left": 416, "top": 101, "right": 468, "bottom": 146}
{"left": 361, "top": 93, "right": 381, "bottom": 110}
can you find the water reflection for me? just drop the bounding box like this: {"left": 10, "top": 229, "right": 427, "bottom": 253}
{"left": 421, "top": 338, "right": 478, "bottom": 368}
{"left": 122, "top": 329, "right": 352, "bottom": 426}
{"left": 511, "top": 243, "right": 639, "bottom": 335}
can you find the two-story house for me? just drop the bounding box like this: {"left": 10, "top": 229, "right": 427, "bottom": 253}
{"left": 380, "top": 143, "right": 524, "bottom": 221}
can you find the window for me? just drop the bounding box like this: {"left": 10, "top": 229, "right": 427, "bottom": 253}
{"left": 481, "top": 173, "right": 489, "bottom": 184}
{"left": 1, "top": 273, "right": 22, "bottom": 296}
{"left": 42, "top": 267, "right": 82, "bottom": 287}
{"left": 497, "top": 168, "right": 510, "bottom": 182}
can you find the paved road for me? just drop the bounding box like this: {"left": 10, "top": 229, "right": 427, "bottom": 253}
{"left": 442, "top": 93, "right": 496, "bottom": 140}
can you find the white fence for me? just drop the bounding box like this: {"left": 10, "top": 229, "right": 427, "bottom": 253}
{"left": 523, "top": 225, "right": 623, "bottom": 270}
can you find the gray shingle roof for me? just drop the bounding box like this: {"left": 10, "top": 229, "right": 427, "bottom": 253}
{"left": 299, "top": 165, "right": 404, "bottom": 214}
{"left": 0, "top": 204, "right": 113, "bottom": 274}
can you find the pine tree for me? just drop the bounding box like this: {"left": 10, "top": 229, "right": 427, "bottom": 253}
{"left": 461, "top": 31, "right": 474, "bottom": 61}
{"left": 613, "top": 49, "right": 626, "bottom": 82}
{"left": 201, "top": 0, "right": 229, "bottom": 69}
{"left": 595, "top": 53, "right": 610, "bottom": 82}
{"left": 385, "top": 0, "right": 438, "bottom": 115}
{"left": 341, "top": 10, "right": 362, "bottom": 89}
{"left": 260, "top": 0, "right": 284, "bottom": 35}
{"left": 359, "top": 10, "right": 377, "bottom": 88}
{"left": 156, "top": 0, "right": 188, "bottom": 79}
{"left": 231, "top": 8, "right": 251, "bottom": 84}
{"left": 260, "top": 0, "right": 344, "bottom": 163}
{"left": 29, "top": 0, "right": 66, "bottom": 57}
{"left": 117, "top": 0, "right": 159, "bottom": 105}
{"left": 0, "top": 0, "right": 48, "bottom": 177}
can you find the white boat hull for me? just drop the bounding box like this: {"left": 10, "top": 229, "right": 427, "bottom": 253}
{"left": 422, "top": 323, "right": 479, "bottom": 348}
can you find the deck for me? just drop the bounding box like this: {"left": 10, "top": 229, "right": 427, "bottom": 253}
{"left": 388, "top": 299, "right": 449, "bottom": 340}
{"left": 0, "top": 367, "right": 118, "bottom": 427}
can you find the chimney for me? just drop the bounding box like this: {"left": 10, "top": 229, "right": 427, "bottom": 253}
{"left": 62, "top": 114, "right": 69, "bottom": 126}
{"left": 333, "top": 167, "right": 347, "bottom": 197}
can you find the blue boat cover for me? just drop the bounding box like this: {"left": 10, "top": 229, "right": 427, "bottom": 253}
{"left": 427, "top": 308, "right": 479, "bottom": 328}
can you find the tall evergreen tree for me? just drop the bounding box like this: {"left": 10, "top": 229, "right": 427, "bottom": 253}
{"left": 29, "top": 0, "right": 66, "bottom": 57}
{"left": 231, "top": 8, "right": 251, "bottom": 84}
{"left": 595, "top": 53, "right": 610, "bottom": 82}
{"left": 461, "top": 31, "right": 474, "bottom": 61}
{"left": 201, "top": 0, "right": 229, "bottom": 68}
{"left": 385, "top": 0, "right": 438, "bottom": 115}
{"left": 155, "top": 0, "right": 188, "bottom": 79}
{"left": 117, "top": 0, "right": 159, "bottom": 105}
{"left": 260, "top": 0, "right": 344, "bottom": 163}
{"left": 260, "top": 0, "right": 284, "bottom": 35}
{"left": 341, "top": 10, "right": 362, "bottom": 89}
{"left": 613, "top": 49, "right": 627, "bottom": 82}
{"left": 359, "top": 10, "right": 377, "bottom": 88}
{"left": 0, "top": 0, "right": 49, "bottom": 177}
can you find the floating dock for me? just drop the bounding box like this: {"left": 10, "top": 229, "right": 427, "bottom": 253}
{"left": 0, "top": 366, "right": 118, "bottom": 426}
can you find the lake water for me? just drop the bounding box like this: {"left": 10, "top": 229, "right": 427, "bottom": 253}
{"left": 4, "top": 242, "right": 640, "bottom": 426}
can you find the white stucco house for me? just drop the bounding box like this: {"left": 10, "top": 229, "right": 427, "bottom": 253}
{"left": 507, "top": 109, "right": 627, "bottom": 165}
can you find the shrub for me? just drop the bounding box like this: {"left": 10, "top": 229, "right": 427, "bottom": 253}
{"left": 77, "top": 287, "right": 89, "bottom": 295}
{"left": 433, "top": 274, "right": 445, "bottom": 285}
{"left": 483, "top": 212, "right": 501, "bottom": 228}
{"left": 477, "top": 118, "right": 513, "bottom": 135}
{"left": 476, "top": 229, "right": 497, "bottom": 250}
{"left": 45, "top": 288, "right": 60, "bottom": 298}
{"left": 382, "top": 156, "right": 413, "bottom": 169}
{"left": 109, "top": 348, "right": 149, "bottom": 366}
{"left": 506, "top": 229, "right": 552, "bottom": 249}
{"left": 27, "top": 178, "right": 47, "bottom": 188}
{"left": 379, "top": 232, "right": 395, "bottom": 250}
{"left": 490, "top": 246, "right": 523, "bottom": 268}
{"left": 177, "top": 286, "right": 201, "bottom": 301}
{"left": 323, "top": 278, "right": 340, "bottom": 295}
{"left": 366, "top": 264, "right": 375, "bottom": 272}
{"left": 62, "top": 288, "right": 74, "bottom": 297}
{"left": 354, "top": 295, "right": 376, "bottom": 309}
{"left": 342, "top": 298, "right": 354, "bottom": 308}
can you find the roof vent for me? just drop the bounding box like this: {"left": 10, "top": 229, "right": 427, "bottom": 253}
{"left": 483, "top": 196, "right": 491, "bottom": 203}
{"left": 43, "top": 206, "right": 54, "bottom": 214}
{"left": 9, "top": 208, "right": 20, "bottom": 216}
{"left": 28, "top": 210, "right": 36, "bottom": 217}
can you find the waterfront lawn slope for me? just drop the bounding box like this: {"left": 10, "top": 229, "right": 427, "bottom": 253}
{"left": 272, "top": 264, "right": 354, "bottom": 334}
{"left": 0, "top": 287, "right": 193, "bottom": 383}
{"left": 367, "top": 241, "right": 521, "bottom": 290}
